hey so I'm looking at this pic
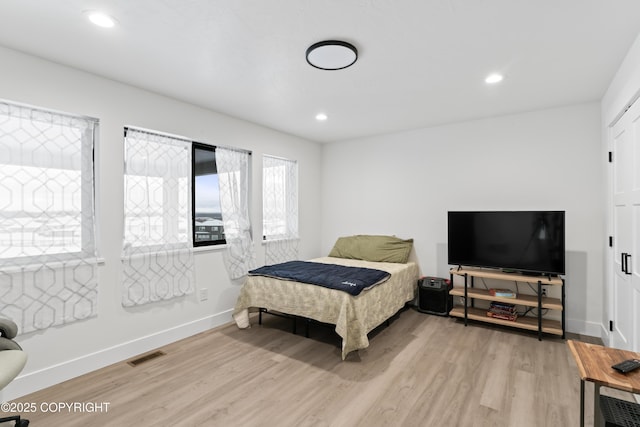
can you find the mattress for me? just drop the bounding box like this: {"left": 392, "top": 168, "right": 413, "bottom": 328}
{"left": 233, "top": 256, "right": 419, "bottom": 359}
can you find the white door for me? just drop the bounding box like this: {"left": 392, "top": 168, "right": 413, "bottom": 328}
{"left": 610, "top": 98, "right": 640, "bottom": 352}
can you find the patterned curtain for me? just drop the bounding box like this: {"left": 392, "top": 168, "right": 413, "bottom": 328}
{"left": 263, "top": 155, "right": 299, "bottom": 264}
{"left": 217, "top": 147, "right": 255, "bottom": 279}
{"left": 0, "top": 101, "right": 98, "bottom": 333}
{"left": 121, "top": 128, "right": 194, "bottom": 306}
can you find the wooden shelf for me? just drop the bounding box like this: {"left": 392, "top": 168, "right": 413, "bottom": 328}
{"left": 449, "top": 287, "right": 563, "bottom": 310}
{"left": 450, "top": 306, "right": 563, "bottom": 336}
{"left": 448, "top": 266, "right": 565, "bottom": 339}
{"left": 450, "top": 267, "right": 563, "bottom": 286}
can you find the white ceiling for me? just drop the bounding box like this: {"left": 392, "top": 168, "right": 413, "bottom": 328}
{"left": 1, "top": 1, "right": 640, "bottom": 143}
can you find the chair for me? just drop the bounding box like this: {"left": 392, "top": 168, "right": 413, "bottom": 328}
{"left": 0, "top": 318, "right": 29, "bottom": 427}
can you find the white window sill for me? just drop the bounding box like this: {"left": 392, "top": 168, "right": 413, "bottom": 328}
{"left": 262, "top": 237, "right": 300, "bottom": 244}
{"left": 193, "top": 244, "right": 227, "bottom": 254}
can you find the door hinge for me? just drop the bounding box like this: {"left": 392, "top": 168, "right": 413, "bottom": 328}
{"left": 609, "top": 236, "right": 613, "bottom": 247}
{"left": 609, "top": 151, "right": 613, "bottom": 163}
{"left": 609, "top": 320, "right": 614, "bottom": 332}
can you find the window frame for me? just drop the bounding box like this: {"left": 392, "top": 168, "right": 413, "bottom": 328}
{"left": 192, "top": 142, "right": 226, "bottom": 247}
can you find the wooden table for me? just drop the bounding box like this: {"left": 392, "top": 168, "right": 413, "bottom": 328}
{"left": 567, "top": 340, "right": 640, "bottom": 427}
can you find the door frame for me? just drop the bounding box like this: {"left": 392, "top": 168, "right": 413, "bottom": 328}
{"left": 606, "top": 93, "right": 640, "bottom": 351}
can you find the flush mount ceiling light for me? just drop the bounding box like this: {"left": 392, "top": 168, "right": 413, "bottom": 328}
{"left": 306, "top": 40, "right": 358, "bottom": 71}
{"left": 315, "top": 113, "right": 328, "bottom": 121}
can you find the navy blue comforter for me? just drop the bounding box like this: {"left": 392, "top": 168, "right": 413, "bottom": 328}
{"left": 248, "top": 261, "right": 391, "bottom": 296}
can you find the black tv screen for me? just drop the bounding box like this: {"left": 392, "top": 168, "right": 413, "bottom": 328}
{"left": 448, "top": 211, "right": 565, "bottom": 275}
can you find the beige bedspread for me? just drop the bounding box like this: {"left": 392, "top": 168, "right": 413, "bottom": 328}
{"left": 232, "top": 256, "right": 418, "bottom": 359}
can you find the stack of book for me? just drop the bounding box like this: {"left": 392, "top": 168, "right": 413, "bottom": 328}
{"left": 487, "top": 301, "right": 517, "bottom": 321}
{"left": 489, "top": 288, "right": 517, "bottom": 298}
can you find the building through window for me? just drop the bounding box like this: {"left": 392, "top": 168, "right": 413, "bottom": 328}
{"left": 192, "top": 142, "right": 225, "bottom": 246}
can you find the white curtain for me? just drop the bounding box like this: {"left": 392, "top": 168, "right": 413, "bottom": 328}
{"left": 217, "top": 147, "right": 255, "bottom": 279}
{"left": 121, "top": 128, "right": 194, "bottom": 306}
{"left": 0, "top": 101, "right": 98, "bottom": 333}
{"left": 263, "top": 155, "right": 299, "bottom": 265}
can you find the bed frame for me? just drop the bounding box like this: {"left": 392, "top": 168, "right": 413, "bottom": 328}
{"left": 257, "top": 307, "right": 393, "bottom": 339}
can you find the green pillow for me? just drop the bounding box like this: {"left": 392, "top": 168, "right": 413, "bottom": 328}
{"left": 328, "top": 235, "right": 413, "bottom": 263}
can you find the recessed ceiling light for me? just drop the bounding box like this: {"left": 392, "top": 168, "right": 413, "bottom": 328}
{"left": 316, "top": 113, "right": 328, "bottom": 121}
{"left": 485, "top": 73, "right": 504, "bottom": 84}
{"left": 87, "top": 11, "right": 117, "bottom": 28}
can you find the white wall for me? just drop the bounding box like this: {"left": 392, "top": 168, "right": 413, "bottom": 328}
{"left": 601, "top": 32, "right": 640, "bottom": 345}
{"left": 321, "top": 103, "right": 604, "bottom": 335}
{"left": 0, "top": 46, "right": 322, "bottom": 400}
{"left": 602, "top": 34, "right": 640, "bottom": 127}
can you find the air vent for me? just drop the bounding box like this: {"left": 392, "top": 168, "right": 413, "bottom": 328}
{"left": 127, "top": 350, "right": 166, "bottom": 367}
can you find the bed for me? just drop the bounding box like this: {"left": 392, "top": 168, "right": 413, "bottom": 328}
{"left": 232, "top": 235, "right": 419, "bottom": 359}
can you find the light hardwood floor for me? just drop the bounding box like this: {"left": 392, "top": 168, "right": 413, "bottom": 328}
{"left": 6, "top": 308, "right": 628, "bottom": 426}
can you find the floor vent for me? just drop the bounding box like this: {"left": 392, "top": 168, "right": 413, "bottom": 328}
{"left": 127, "top": 350, "right": 166, "bottom": 367}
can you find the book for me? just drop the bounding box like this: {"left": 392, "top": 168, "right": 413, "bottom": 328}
{"left": 488, "top": 301, "right": 517, "bottom": 320}
{"left": 489, "top": 288, "right": 517, "bottom": 298}
{"left": 487, "top": 311, "right": 518, "bottom": 321}
{"left": 489, "top": 301, "right": 516, "bottom": 312}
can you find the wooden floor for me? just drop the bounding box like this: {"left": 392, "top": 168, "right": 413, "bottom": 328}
{"left": 6, "top": 308, "right": 634, "bottom": 426}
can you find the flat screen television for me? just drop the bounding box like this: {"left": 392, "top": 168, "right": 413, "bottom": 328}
{"left": 448, "top": 211, "right": 565, "bottom": 276}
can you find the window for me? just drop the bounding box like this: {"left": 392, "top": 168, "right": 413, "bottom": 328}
{"left": 0, "top": 104, "right": 97, "bottom": 261}
{"left": 0, "top": 100, "right": 98, "bottom": 332}
{"left": 123, "top": 129, "right": 190, "bottom": 250}
{"left": 263, "top": 155, "right": 298, "bottom": 264}
{"left": 122, "top": 128, "right": 194, "bottom": 306}
{"left": 263, "top": 155, "right": 298, "bottom": 240}
{"left": 192, "top": 143, "right": 225, "bottom": 246}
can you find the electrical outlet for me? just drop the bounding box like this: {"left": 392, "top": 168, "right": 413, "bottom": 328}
{"left": 541, "top": 288, "right": 547, "bottom": 298}
{"left": 199, "top": 288, "right": 208, "bottom": 302}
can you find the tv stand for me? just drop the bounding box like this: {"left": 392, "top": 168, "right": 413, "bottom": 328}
{"left": 449, "top": 267, "right": 565, "bottom": 340}
{"left": 514, "top": 270, "right": 557, "bottom": 279}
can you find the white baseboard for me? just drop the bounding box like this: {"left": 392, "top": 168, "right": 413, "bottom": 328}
{"left": 599, "top": 323, "right": 611, "bottom": 346}
{"left": 2, "top": 310, "right": 233, "bottom": 402}
{"left": 566, "top": 318, "right": 602, "bottom": 339}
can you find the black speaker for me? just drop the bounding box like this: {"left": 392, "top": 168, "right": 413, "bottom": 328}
{"left": 417, "top": 276, "right": 452, "bottom": 316}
